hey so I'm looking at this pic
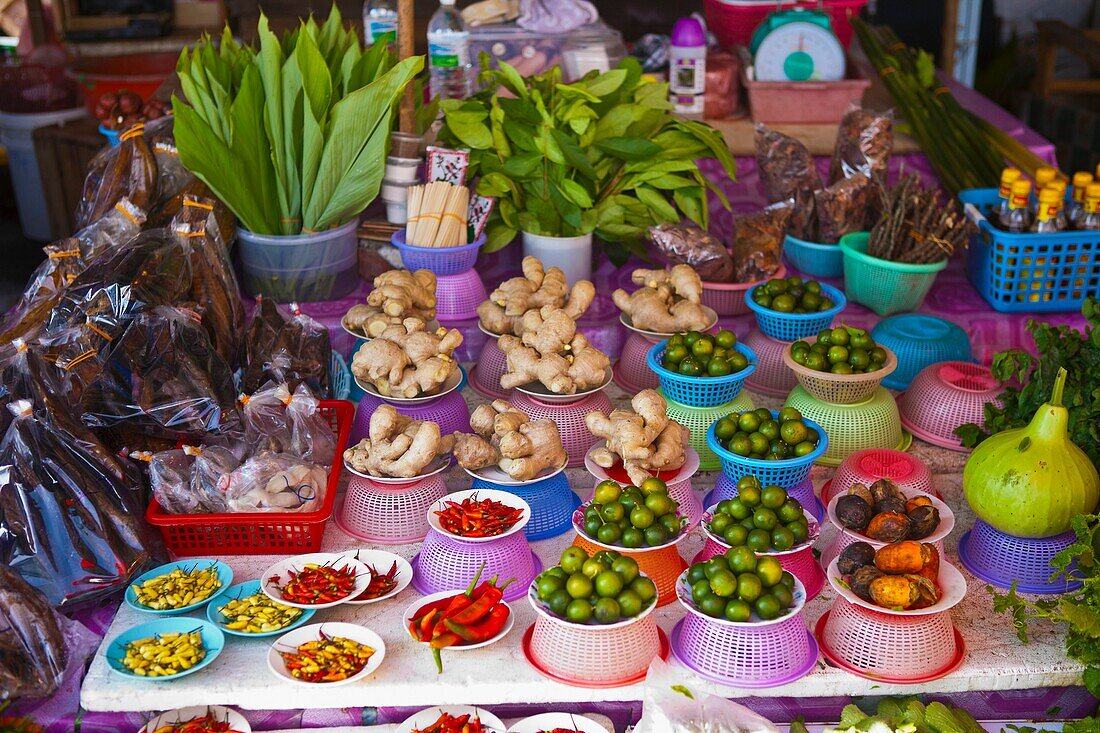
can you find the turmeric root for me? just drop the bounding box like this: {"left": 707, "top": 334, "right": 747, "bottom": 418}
{"left": 350, "top": 318, "right": 462, "bottom": 398}
{"left": 613, "top": 265, "right": 710, "bottom": 333}
{"left": 343, "top": 268, "right": 438, "bottom": 338}
{"left": 477, "top": 256, "right": 596, "bottom": 335}
{"left": 869, "top": 573, "right": 939, "bottom": 610}
{"left": 586, "top": 389, "right": 689, "bottom": 486}
{"left": 453, "top": 400, "right": 568, "bottom": 481}
{"left": 343, "top": 405, "right": 454, "bottom": 478}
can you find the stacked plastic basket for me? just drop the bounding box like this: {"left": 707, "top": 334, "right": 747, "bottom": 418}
{"left": 391, "top": 231, "right": 487, "bottom": 321}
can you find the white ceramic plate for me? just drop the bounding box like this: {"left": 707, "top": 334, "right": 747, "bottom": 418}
{"left": 461, "top": 457, "right": 567, "bottom": 487}
{"left": 335, "top": 549, "right": 414, "bottom": 605}
{"left": 826, "top": 556, "right": 968, "bottom": 616}
{"left": 355, "top": 365, "right": 464, "bottom": 406}
{"left": 571, "top": 503, "right": 691, "bottom": 552}
{"left": 512, "top": 366, "right": 614, "bottom": 404}
{"left": 397, "top": 707, "right": 507, "bottom": 733}
{"left": 583, "top": 444, "right": 701, "bottom": 486}
{"left": 267, "top": 622, "right": 385, "bottom": 686}
{"left": 260, "top": 553, "right": 371, "bottom": 610}
{"left": 508, "top": 712, "right": 611, "bottom": 733}
{"left": 403, "top": 592, "right": 515, "bottom": 651}
{"left": 477, "top": 321, "right": 505, "bottom": 339}
{"left": 343, "top": 318, "right": 443, "bottom": 342}
{"left": 675, "top": 569, "right": 806, "bottom": 627}
{"left": 427, "top": 488, "right": 532, "bottom": 543}
{"left": 826, "top": 490, "right": 955, "bottom": 546}
{"left": 700, "top": 503, "right": 820, "bottom": 556}
{"left": 343, "top": 455, "right": 452, "bottom": 485}
{"left": 619, "top": 306, "right": 719, "bottom": 340}
{"left": 139, "top": 705, "right": 250, "bottom": 733}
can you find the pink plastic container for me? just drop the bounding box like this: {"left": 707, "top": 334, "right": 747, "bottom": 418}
{"left": 899, "top": 361, "right": 1002, "bottom": 451}
{"left": 743, "top": 329, "right": 799, "bottom": 397}
{"left": 336, "top": 474, "right": 449, "bottom": 544}
{"left": 412, "top": 529, "right": 541, "bottom": 601}
{"left": 700, "top": 265, "right": 785, "bottom": 316}
{"left": 435, "top": 269, "right": 488, "bottom": 321}
{"left": 742, "top": 65, "right": 872, "bottom": 125}
{"left": 822, "top": 448, "right": 936, "bottom": 505}
{"left": 524, "top": 613, "right": 664, "bottom": 687}
{"left": 469, "top": 335, "right": 510, "bottom": 400}
{"left": 694, "top": 537, "right": 824, "bottom": 600}
{"left": 613, "top": 333, "right": 660, "bottom": 393}
{"left": 509, "top": 390, "right": 612, "bottom": 467}
{"left": 351, "top": 390, "right": 472, "bottom": 444}
{"left": 704, "top": 0, "right": 867, "bottom": 49}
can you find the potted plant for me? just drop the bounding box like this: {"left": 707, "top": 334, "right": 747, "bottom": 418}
{"left": 435, "top": 57, "right": 737, "bottom": 284}
{"left": 172, "top": 7, "right": 423, "bottom": 301}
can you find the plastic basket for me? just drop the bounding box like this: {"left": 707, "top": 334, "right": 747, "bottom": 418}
{"left": 412, "top": 529, "right": 541, "bottom": 601}
{"left": 700, "top": 264, "right": 785, "bottom": 316}
{"left": 585, "top": 476, "right": 704, "bottom": 527}
{"left": 694, "top": 538, "right": 825, "bottom": 601}
{"left": 435, "top": 268, "right": 489, "bottom": 321}
{"left": 613, "top": 333, "right": 661, "bottom": 393}
{"left": 822, "top": 448, "right": 936, "bottom": 505}
{"left": 330, "top": 351, "right": 352, "bottom": 401}
{"left": 351, "top": 389, "right": 472, "bottom": 444}
{"left": 783, "top": 386, "right": 907, "bottom": 466}
{"left": 571, "top": 534, "right": 686, "bottom": 607}
{"left": 704, "top": 0, "right": 867, "bottom": 48}
{"left": 783, "top": 234, "right": 845, "bottom": 278}
{"left": 745, "top": 282, "right": 846, "bottom": 342}
{"left": 390, "top": 230, "right": 484, "bottom": 275}
{"left": 336, "top": 473, "right": 449, "bottom": 544}
{"left": 871, "top": 314, "right": 973, "bottom": 390}
{"left": 706, "top": 473, "right": 823, "bottom": 522}
{"left": 524, "top": 615, "right": 664, "bottom": 687}
{"left": 958, "top": 520, "right": 1082, "bottom": 594}
{"left": 472, "top": 472, "right": 580, "bottom": 541}
{"left": 816, "top": 597, "right": 965, "bottom": 683}
{"left": 707, "top": 411, "right": 829, "bottom": 489}
{"left": 469, "top": 336, "right": 511, "bottom": 400}
{"left": 744, "top": 329, "right": 800, "bottom": 397}
{"left": 783, "top": 339, "right": 898, "bottom": 404}
{"left": 899, "top": 361, "right": 1002, "bottom": 451}
{"left": 648, "top": 341, "right": 757, "bottom": 408}
{"left": 509, "top": 390, "right": 612, "bottom": 468}
{"left": 146, "top": 402, "right": 353, "bottom": 556}
{"left": 959, "top": 188, "right": 1100, "bottom": 313}
{"left": 839, "top": 232, "right": 948, "bottom": 316}
{"left": 663, "top": 390, "right": 755, "bottom": 472}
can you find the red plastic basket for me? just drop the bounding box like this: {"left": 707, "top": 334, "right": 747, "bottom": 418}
{"left": 146, "top": 401, "right": 354, "bottom": 557}
{"left": 704, "top": 0, "right": 868, "bottom": 49}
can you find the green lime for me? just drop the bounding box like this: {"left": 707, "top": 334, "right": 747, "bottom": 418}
{"left": 724, "top": 598, "right": 752, "bottom": 623}
{"left": 537, "top": 575, "right": 564, "bottom": 600}
{"left": 715, "top": 330, "right": 737, "bottom": 348}
{"left": 778, "top": 406, "right": 803, "bottom": 423}
{"left": 831, "top": 362, "right": 854, "bottom": 375}
{"left": 611, "top": 556, "right": 639, "bottom": 585}
{"left": 849, "top": 347, "right": 870, "bottom": 370}
{"left": 801, "top": 292, "right": 822, "bottom": 311}
{"left": 765, "top": 279, "right": 788, "bottom": 296}
{"left": 755, "top": 408, "right": 773, "bottom": 422}
{"left": 559, "top": 547, "right": 588, "bottom": 574}
{"left": 769, "top": 442, "right": 790, "bottom": 460}
{"left": 830, "top": 326, "right": 850, "bottom": 346}
{"left": 752, "top": 507, "right": 778, "bottom": 531}
{"left": 593, "top": 480, "right": 622, "bottom": 505}
{"left": 595, "top": 550, "right": 620, "bottom": 564}
{"left": 756, "top": 556, "right": 784, "bottom": 587}
{"left": 709, "top": 570, "right": 738, "bottom": 598}
{"left": 737, "top": 573, "right": 763, "bottom": 603}
{"left": 691, "top": 578, "right": 712, "bottom": 606}
{"left": 698, "top": 593, "right": 727, "bottom": 618}
{"left": 722, "top": 524, "right": 749, "bottom": 548}
{"left": 691, "top": 339, "right": 714, "bottom": 361}
{"left": 817, "top": 328, "right": 833, "bottom": 345}
{"left": 780, "top": 421, "right": 807, "bottom": 445}
{"left": 669, "top": 334, "right": 685, "bottom": 346}
{"left": 548, "top": 588, "right": 572, "bottom": 616}
{"left": 737, "top": 483, "right": 761, "bottom": 507}
{"left": 710, "top": 512, "right": 733, "bottom": 536}
{"left": 678, "top": 358, "right": 701, "bottom": 377}
{"left": 631, "top": 576, "right": 657, "bottom": 603}
{"left": 617, "top": 589, "right": 643, "bottom": 618}
{"left": 545, "top": 567, "right": 568, "bottom": 581}
{"left": 640, "top": 478, "right": 667, "bottom": 496}
{"left": 740, "top": 517, "right": 758, "bottom": 531}
{"left": 582, "top": 559, "right": 607, "bottom": 579}
{"left": 771, "top": 526, "right": 795, "bottom": 551}
{"left": 621, "top": 527, "right": 644, "bottom": 549}
{"left": 644, "top": 524, "right": 669, "bottom": 547}
{"left": 772, "top": 293, "right": 796, "bottom": 312}
{"left": 747, "top": 528, "right": 772, "bottom": 552}
{"left": 794, "top": 441, "right": 817, "bottom": 457}
{"left": 737, "top": 475, "right": 761, "bottom": 492}
{"left": 726, "top": 498, "right": 751, "bottom": 520}
{"left": 804, "top": 280, "right": 821, "bottom": 294}
{"left": 754, "top": 593, "right": 781, "bottom": 620}
{"left": 644, "top": 493, "right": 673, "bottom": 517}
{"left": 595, "top": 570, "right": 624, "bottom": 598}
{"left": 759, "top": 420, "right": 780, "bottom": 441}
{"left": 726, "top": 546, "right": 757, "bottom": 574}
{"left": 593, "top": 597, "right": 621, "bottom": 624}
{"left": 738, "top": 412, "right": 761, "bottom": 433}
{"left": 850, "top": 331, "right": 872, "bottom": 350}
{"left": 761, "top": 485, "right": 787, "bottom": 509}
{"left": 777, "top": 499, "right": 803, "bottom": 523}
{"left": 596, "top": 523, "right": 621, "bottom": 545}
{"left": 714, "top": 417, "right": 737, "bottom": 442}
{"left": 683, "top": 331, "right": 702, "bottom": 347}
{"left": 780, "top": 571, "right": 796, "bottom": 591}
{"left": 566, "top": 572, "right": 593, "bottom": 599}
{"left": 600, "top": 501, "right": 624, "bottom": 523}
{"left": 772, "top": 583, "right": 794, "bottom": 609}
{"left": 788, "top": 519, "right": 809, "bottom": 544}
{"left": 659, "top": 513, "right": 681, "bottom": 537}
{"left": 728, "top": 435, "right": 751, "bottom": 456}
{"left": 687, "top": 563, "right": 707, "bottom": 585}
{"left": 729, "top": 353, "right": 749, "bottom": 372}
{"left": 566, "top": 599, "right": 593, "bottom": 623}
{"left": 707, "top": 358, "right": 732, "bottom": 377}
{"left": 704, "top": 556, "right": 730, "bottom": 579}
{"left": 629, "top": 505, "right": 655, "bottom": 529}
{"left": 804, "top": 352, "right": 827, "bottom": 371}
{"left": 664, "top": 343, "right": 689, "bottom": 365}
{"left": 871, "top": 346, "right": 887, "bottom": 364}
{"left": 748, "top": 432, "right": 770, "bottom": 456}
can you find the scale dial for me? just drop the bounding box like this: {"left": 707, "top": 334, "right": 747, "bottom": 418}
{"left": 754, "top": 21, "right": 846, "bottom": 82}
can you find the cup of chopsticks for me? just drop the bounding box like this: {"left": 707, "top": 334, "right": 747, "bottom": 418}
{"left": 405, "top": 181, "right": 471, "bottom": 249}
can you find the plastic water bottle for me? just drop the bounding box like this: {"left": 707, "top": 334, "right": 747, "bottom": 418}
{"left": 427, "top": 0, "right": 470, "bottom": 101}
{"left": 363, "top": 0, "right": 398, "bottom": 45}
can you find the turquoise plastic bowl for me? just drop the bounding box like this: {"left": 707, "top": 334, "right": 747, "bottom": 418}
{"left": 706, "top": 410, "right": 829, "bottom": 489}
{"left": 648, "top": 341, "right": 757, "bottom": 408}
{"left": 872, "top": 314, "right": 972, "bottom": 390}
{"left": 206, "top": 579, "right": 316, "bottom": 638}
{"left": 106, "top": 618, "right": 225, "bottom": 681}
{"left": 124, "top": 559, "right": 233, "bottom": 615}
{"left": 783, "top": 235, "right": 845, "bottom": 278}
{"left": 745, "top": 282, "right": 846, "bottom": 342}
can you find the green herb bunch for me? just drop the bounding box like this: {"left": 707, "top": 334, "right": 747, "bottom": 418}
{"left": 956, "top": 298, "right": 1100, "bottom": 471}
{"left": 172, "top": 6, "right": 424, "bottom": 236}
{"left": 435, "top": 57, "right": 737, "bottom": 262}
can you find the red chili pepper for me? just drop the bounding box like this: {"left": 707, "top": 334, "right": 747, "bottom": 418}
{"left": 433, "top": 496, "right": 524, "bottom": 538}
{"left": 444, "top": 602, "right": 510, "bottom": 643}
{"left": 270, "top": 563, "right": 357, "bottom": 605}
{"left": 447, "top": 576, "right": 514, "bottom": 626}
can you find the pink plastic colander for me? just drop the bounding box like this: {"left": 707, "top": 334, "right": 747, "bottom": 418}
{"left": 822, "top": 448, "right": 937, "bottom": 505}
{"left": 613, "top": 333, "right": 661, "bottom": 393}
{"left": 899, "top": 361, "right": 1003, "bottom": 451}
{"left": 524, "top": 614, "right": 664, "bottom": 687}
{"left": 336, "top": 474, "right": 449, "bottom": 544}
{"left": 743, "top": 329, "right": 800, "bottom": 397}
{"left": 700, "top": 265, "right": 786, "bottom": 317}
{"left": 816, "top": 596, "right": 965, "bottom": 683}
{"left": 509, "top": 390, "right": 611, "bottom": 467}
{"left": 469, "top": 335, "right": 511, "bottom": 400}
{"left": 435, "top": 269, "right": 488, "bottom": 322}
{"left": 412, "top": 529, "right": 541, "bottom": 601}
{"left": 351, "top": 391, "right": 472, "bottom": 444}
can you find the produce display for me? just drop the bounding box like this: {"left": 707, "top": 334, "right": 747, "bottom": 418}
{"left": 837, "top": 540, "right": 941, "bottom": 610}
{"left": 433, "top": 495, "right": 525, "bottom": 539}
{"left": 353, "top": 561, "right": 402, "bottom": 602}
{"left": 533, "top": 547, "right": 657, "bottom": 625}
{"left": 869, "top": 174, "right": 968, "bottom": 264}
{"left": 661, "top": 329, "right": 748, "bottom": 377}
{"left": 130, "top": 564, "right": 224, "bottom": 611}
{"left": 587, "top": 389, "right": 689, "bottom": 486}
{"left": 453, "top": 400, "right": 568, "bottom": 481}
{"left": 343, "top": 406, "right": 454, "bottom": 478}
{"left": 267, "top": 563, "right": 358, "bottom": 606}
{"left": 751, "top": 277, "right": 835, "bottom": 314}
{"left": 834, "top": 479, "right": 942, "bottom": 541}
{"left": 94, "top": 90, "right": 171, "bottom": 131}
{"left": 118, "top": 630, "right": 206, "bottom": 678}
{"left": 791, "top": 327, "right": 889, "bottom": 375}
{"left": 713, "top": 407, "right": 820, "bottom": 460}
{"left": 683, "top": 548, "right": 798, "bottom": 622}
{"left": 477, "top": 257, "right": 595, "bottom": 336}
{"left": 343, "top": 269, "right": 438, "bottom": 339}
{"left": 824, "top": 698, "right": 990, "bottom": 733}
{"left": 350, "top": 318, "right": 464, "bottom": 398}
{"left": 276, "top": 632, "right": 377, "bottom": 683}
{"left": 581, "top": 478, "right": 684, "bottom": 548}
{"left": 147, "top": 712, "right": 245, "bottom": 733}
{"left": 411, "top": 712, "right": 493, "bottom": 733}
{"left": 613, "top": 266, "right": 711, "bottom": 333}
{"left": 216, "top": 593, "right": 303, "bottom": 634}
{"left": 706, "top": 477, "right": 811, "bottom": 551}
{"left": 407, "top": 568, "right": 513, "bottom": 672}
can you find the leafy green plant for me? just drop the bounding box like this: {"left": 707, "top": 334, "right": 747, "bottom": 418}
{"left": 435, "top": 56, "right": 737, "bottom": 261}
{"left": 172, "top": 6, "right": 423, "bottom": 235}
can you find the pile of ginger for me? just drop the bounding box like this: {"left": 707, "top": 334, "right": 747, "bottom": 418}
{"left": 350, "top": 318, "right": 463, "bottom": 398}
{"left": 613, "top": 265, "right": 711, "bottom": 333}
{"left": 477, "top": 256, "right": 594, "bottom": 336}
{"left": 586, "top": 389, "right": 689, "bottom": 486}
{"left": 453, "top": 400, "right": 568, "bottom": 482}
{"left": 343, "top": 269, "right": 437, "bottom": 339}
{"left": 344, "top": 405, "right": 454, "bottom": 479}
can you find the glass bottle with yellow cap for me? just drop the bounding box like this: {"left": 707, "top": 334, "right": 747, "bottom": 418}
{"left": 1031, "top": 166, "right": 1057, "bottom": 217}
{"left": 1031, "top": 188, "right": 1062, "bottom": 233}
{"left": 1070, "top": 172, "right": 1095, "bottom": 228}
{"left": 1046, "top": 179, "right": 1068, "bottom": 230}
{"left": 1082, "top": 183, "right": 1100, "bottom": 232}
{"left": 1003, "top": 179, "right": 1032, "bottom": 233}
{"left": 996, "top": 167, "right": 1021, "bottom": 225}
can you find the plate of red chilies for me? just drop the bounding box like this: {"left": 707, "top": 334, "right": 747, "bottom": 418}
{"left": 427, "top": 489, "right": 532, "bottom": 543}
{"left": 336, "top": 549, "right": 413, "bottom": 605}
{"left": 260, "top": 553, "right": 371, "bottom": 610}
{"left": 397, "top": 706, "right": 506, "bottom": 733}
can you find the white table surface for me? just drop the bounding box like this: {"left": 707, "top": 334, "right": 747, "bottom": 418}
{"left": 80, "top": 384, "right": 1080, "bottom": 713}
{"left": 265, "top": 712, "right": 615, "bottom": 733}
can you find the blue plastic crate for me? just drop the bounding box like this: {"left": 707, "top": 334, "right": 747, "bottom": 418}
{"left": 959, "top": 188, "right": 1100, "bottom": 313}
{"left": 647, "top": 341, "right": 757, "bottom": 408}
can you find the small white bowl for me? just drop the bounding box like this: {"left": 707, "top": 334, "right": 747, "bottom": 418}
{"left": 403, "top": 592, "right": 515, "bottom": 650}
{"left": 260, "top": 553, "right": 371, "bottom": 610}
{"left": 526, "top": 578, "right": 657, "bottom": 630}
{"left": 826, "top": 490, "right": 955, "bottom": 547}
{"left": 701, "top": 503, "right": 820, "bottom": 556}
{"left": 354, "top": 365, "right": 464, "bottom": 406}
{"left": 508, "top": 712, "right": 611, "bottom": 733}
{"left": 139, "top": 705, "right": 250, "bottom": 733}
{"left": 427, "top": 488, "right": 532, "bottom": 543}
{"left": 513, "top": 366, "right": 614, "bottom": 404}
{"left": 343, "top": 455, "right": 452, "bottom": 485}
{"left": 619, "top": 306, "right": 719, "bottom": 340}
{"left": 461, "top": 457, "right": 567, "bottom": 487}
{"left": 675, "top": 569, "right": 807, "bottom": 627}
{"left": 267, "top": 622, "right": 386, "bottom": 686}
{"left": 335, "top": 549, "right": 414, "bottom": 605}
{"left": 826, "top": 556, "right": 968, "bottom": 616}
{"left": 397, "top": 707, "right": 507, "bottom": 733}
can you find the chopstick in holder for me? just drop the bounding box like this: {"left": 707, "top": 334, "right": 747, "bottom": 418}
{"left": 405, "top": 181, "right": 470, "bottom": 248}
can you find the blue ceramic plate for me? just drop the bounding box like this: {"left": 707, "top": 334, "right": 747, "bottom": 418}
{"left": 206, "top": 579, "right": 316, "bottom": 638}
{"left": 125, "top": 559, "right": 234, "bottom": 615}
{"left": 106, "top": 618, "right": 225, "bottom": 681}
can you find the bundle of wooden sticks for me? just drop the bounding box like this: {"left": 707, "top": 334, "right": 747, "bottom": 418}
{"left": 868, "top": 173, "right": 971, "bottom": 264}
{"left": 405, "top": 181, "right": 470, "bottom": 248}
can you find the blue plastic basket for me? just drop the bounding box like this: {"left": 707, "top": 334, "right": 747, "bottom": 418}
{"left": 706, "top": 410, "right": 829, "bottom": 489}
{"left": 705, "top": 473, "right": 824, "bottom": 522}
{"left": 647, "top": 341, "right": 757, "bottom": 408}
{"left": 783, "top": 234, "right": 845, "bottom": 278}
{"left": 871, "top": 314, "right": 972, "bottom": 391}
{"left": 391, "top": 230, "right": 483, "bottom": 275}
{"left": 472, "top": 472, "right": 580, "bottom": 541}
{"left": 745, "top": 282, "right": 846, "bottom": 341}
{"left": 99, "top": 124, "right": 120, "bottom": 147}
{"left": 959, "top": 188, "right": 1100, "bottom": 313}
{"left": 330, "top": 351, "right": 352, "bottom": 400}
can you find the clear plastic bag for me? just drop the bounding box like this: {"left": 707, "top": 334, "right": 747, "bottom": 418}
{"left": 77, "top": 123, "right": 158, "bottom": 229}
{"left": 286, "top": 383, "right": 336, "bottom": 466}
{"left": 148, "top": 444, "right": 238, "bottom": 514}
{"left": 222, "top": 453, "right": 328, "bottom": 513}
{"left": 241, "top": 382, "right": 295, "bottom": 455}
{"left": 815, "top": 172, "right": 874, "bottom": 244}
{"left": 633, "top": 658, "right": 783, "bottom": 733}
{"left": 728, "top": 201, "right": 791, "bottom": 282}
{"left": 241, "top": 299, "right": 333, "bottom": 398}
{"left": 828, "top": 105, "right": 894, "bottom": 186}
{"left": 755, "top": 124, "right": 821, "bottom": 241}
{"left": 647, "top": 224, "right": 734, "bottom": 283}
{"left": 145, "top": 115, "right": 195, "bottom": 206}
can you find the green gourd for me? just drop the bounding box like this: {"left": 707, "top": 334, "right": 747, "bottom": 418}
{"left": 963, "top": 367, "right": 1100, "bottom": 538}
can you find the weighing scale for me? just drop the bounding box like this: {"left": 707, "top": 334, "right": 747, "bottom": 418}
{"left": 749, "top": 5, "right": 846, "bottom": 82}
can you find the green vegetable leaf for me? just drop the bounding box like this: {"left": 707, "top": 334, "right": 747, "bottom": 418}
{"left": 495, "top": 60, "right": 527, "bottom": 98}
{"left": 550, "top": 129, "right": 597, "bottom": 180}
{"left": 442, "top": 106, "right": 493, "bottom": 149}
{"left": 498, "top": 97, "right": 541, "bottom": 124}
{"left": 595, "top": 137, "right": 662, "bottom": 160}
{"left": 501, "top": 152, "right": 542, "bottom": 178}
{"left": 634, "top": 186, "right": 678, "bottom": 222}
{"left": 558, "top": 179, "right": 593, "bottom": 209}
{"left": 484, "top": 223, "right": 518, "bottom": 252}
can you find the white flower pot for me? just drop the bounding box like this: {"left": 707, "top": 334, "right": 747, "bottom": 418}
{"left": 521, "top": 231, "right": 594, "bottom": 285}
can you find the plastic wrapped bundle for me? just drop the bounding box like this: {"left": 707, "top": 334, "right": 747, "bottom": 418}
{"left": 241, "top": 382, "right": 296, "bottom": 455}
{"left": 648, "top": 224, "right": 734, "bottom": 282}
{"left": 829, "top": 106, "right": 894, "bottom": 185}
{"left": 241, "top": 298, "right": 332, "bottom": 398}
{"left": 222, "top": 453, "right": 327, "bottom": 513}
{"left": 148, "top": 444, "right": 238, "bottom": 514}
{"left": 77, "top": 123, "right": 158, "bottom": 228}
{"left": 729, "top": 202, "right": 791, "bottom": 282}
{"left": 755, "top": 124, "right": 821, "bottom": 241}
{"left": 815, "top": 173, "right": 874, "bottom": 244}
{"left": 145, "top": 115, "right": 195, "bottom": 206}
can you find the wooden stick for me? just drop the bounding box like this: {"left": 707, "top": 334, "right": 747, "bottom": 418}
{"left": 398, "top": 0, "right": 415, "bottom": 133}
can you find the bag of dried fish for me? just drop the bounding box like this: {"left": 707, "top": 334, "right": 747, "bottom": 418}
{"left": 285, "top": 383, "right": 336, "bottom": 466}
{"left": 815, "top": 172, "right": 875, "bottom": 244}
{"left": 147, "top": 177, "right": 237, "bottom": 247}
{"left": 222, "top": 453, "right": 327, "bottom": 513}
{"left": 755, "top": 124, "right": 822, "bottom": 240}
{"left": 145, "top": 115, "right": 194, "bottom": 205}
{"left": 828, "top": 105, "right": 894, "bottom": 185}
{"left": 647, "top": 224, "right": 734, "bottom": 282}
{"left": 241, "top": 298, "right": 332, "bottom": 398}
{"left": 77, "top": 122, "right": 158, "bottom": 229}
{"left": 729, "top": 201, "right": 791, "bottom": 282}
{"left": 241, "top": 382, "right": 296, "bottom": 455}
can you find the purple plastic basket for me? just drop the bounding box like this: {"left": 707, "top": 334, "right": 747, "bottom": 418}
{"left": 959, "top": 519, "right": 1082, "bottom": 594}
{"left": 509, "top": 390, "right": 612, "bottom": 468}
{"left": 694, "top": 539, "right": 824, "bottom": 601}
{"left": 614, "top": 333, "right": 660, "bottom": 394}
{"left": 706, "top": 473, "right": 824, "bottom": 522}
{"left": 336, "top": 474, "right": 449, "bottom": 544}
{"left": 391, "top": 230, "right": 483, "bottom": 275}
{"left": 472, "top": 473, "right": 580, "bottom": 541}
{"left": 670, "top": 613, "right": 818, "bottom": 688}
{"left": 470, "top": 336, "right": 511, "bottom": 400}
{"left": 351, "top": 390, "right": 472, "bottom": 444}
{"left": 436, "top": 269, "right": 489, "bottom": 321}
{"left": 413, "top": 529, "right": 542, "bottom": 601}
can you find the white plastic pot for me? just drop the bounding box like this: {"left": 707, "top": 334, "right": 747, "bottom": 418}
{"left": 522, "top": 231, "right": 594, "bottom": 285}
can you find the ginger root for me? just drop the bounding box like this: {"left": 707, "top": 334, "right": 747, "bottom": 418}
{"left": 453, "top": 400, "right": 568, "bottom": 481}
{"left": 350, "top": 318, "right": 463, "bottom": 398}
{"left": 477, "top": 256, "right": 595, "bottom": 335}
{"left": 495, "top": 299, "right": 610, "bottom": 394}
{"left": 342, "top": 269, "right": 437, "bottom": 338}
{"left": 343, "top": 405, "right": 455, "bottom": 478}
{"left": 586, "top": 389, "right": 689, "bottom": 486}
{"left": 612, "top": 265, "right": 710, "bottom": 333}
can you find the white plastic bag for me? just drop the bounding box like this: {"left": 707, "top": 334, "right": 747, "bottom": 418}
{"left": 221, "top": 453, "right": 327, "bottom": 513}
{"left": 633, "top": 659, "right": 783, "bottom": 733}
